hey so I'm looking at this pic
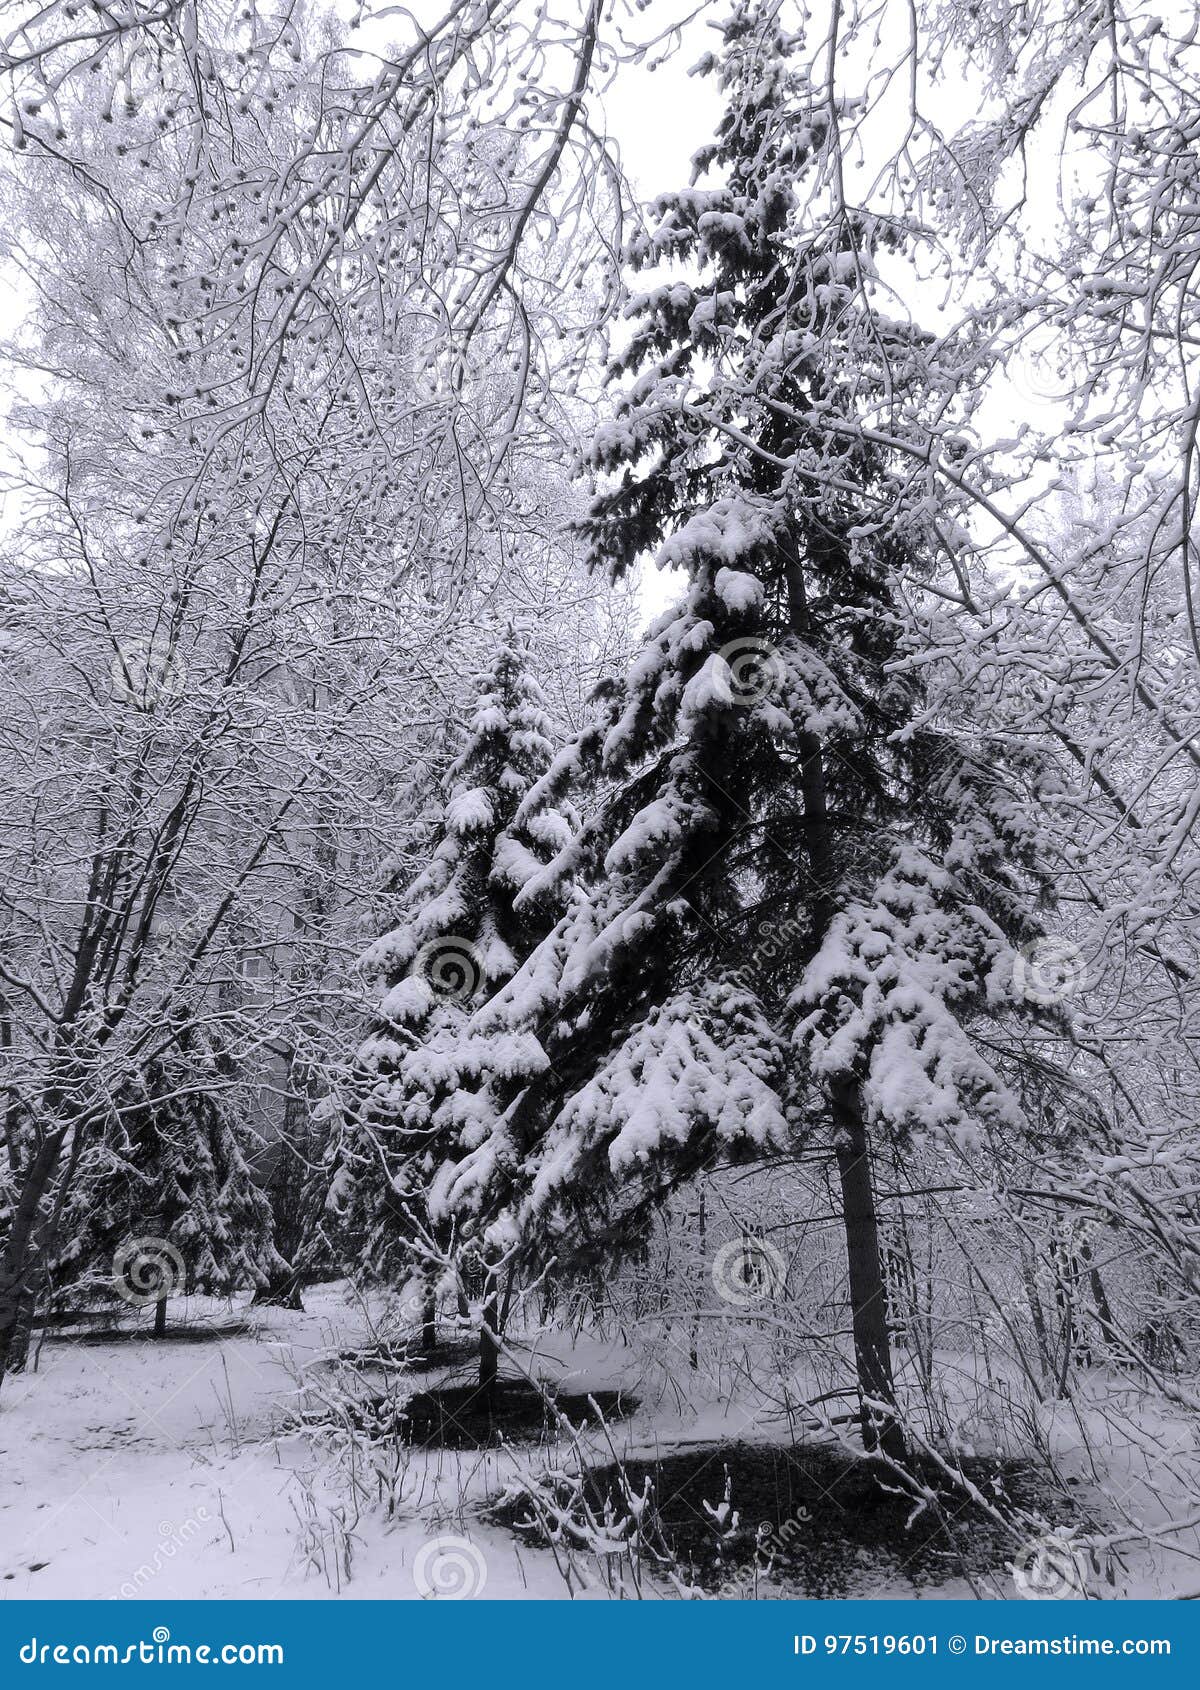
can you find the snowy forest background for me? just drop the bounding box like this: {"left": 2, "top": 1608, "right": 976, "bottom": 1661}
{"left": 1, "top": 0, "right": 1199, "bottom": 1603}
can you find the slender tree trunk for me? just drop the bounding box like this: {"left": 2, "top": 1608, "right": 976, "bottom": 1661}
{"left": 1078, "top": 1237, "right": 1118, "bottom": 1361}
{"left": 1050, "top": 1232, "right": 1079, "bottom": 1393}
{"left": 477, "top": 1271, "right": 500, "bottom": 1411}
{"left": 497, "top": 1265, "right": 516, "bottom": 1332}
{"left": 689, "top": 1187, "right": 706, "bottom": 1370}
{"left": 1018, "top": 1233, "right": 1053, "bottom": 1391}
{"left": 1, "top": 992, "right": 22, "bottom": 1183}
{"left": 420, "top": 1283, "right": 437, "bottom": 1354}
{"left": 153, "top": 1295, "right": 168, "bottom": 1339}
{"left": 832, "top": 1079, "right": 905, "bottom": 1461}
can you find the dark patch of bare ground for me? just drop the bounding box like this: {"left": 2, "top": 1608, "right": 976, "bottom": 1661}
{"left": 400, "top": 1379, "right": 637, "bottom": 1448}
{"left": 311, "top": 1376, "right": 638, "bottom": 1447}
{"left": 491, "top": 1442, "right": 1077, "bottom": 1598}
{"left": 48, "top": 1318, "right": 254, "bottom": 1346}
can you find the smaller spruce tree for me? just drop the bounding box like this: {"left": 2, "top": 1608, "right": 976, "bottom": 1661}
{"left": 328, "top": 631, "right": 571, "bottom": 1392}
{"left": 53, "top": 1020, "right": 282, "bottom": 1336}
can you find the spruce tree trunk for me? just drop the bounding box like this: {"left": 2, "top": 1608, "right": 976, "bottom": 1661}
{"left": 420, "top": 1284, "right": 437, "bottom": 1354}
{"left": 785, "top": 548, "right": 905, "bottom": 1463}
{"left": 153, "top": 1295, "right": 168, "bottom": 1339}
{"left": 832, "top": 1079, "right": 905, "bottom": 1460}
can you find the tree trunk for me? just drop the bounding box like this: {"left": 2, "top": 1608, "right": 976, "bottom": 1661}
{"left": 1050, "top": 1232, "right": 1079, "bottom": 1393}
{"left": 1, "top": 1293, "right": 36, "bottom": 1377}
{"left": 689, "top": 1187, "right": 706, "bottom": 1370}
{"left": 1079, "top": 1238, "right": 1118, "bottom": 1360}
{"left": 253, "top": 1266, "right": 305, "bottom": 1312}
{"left": 832, "top": 1079, "right": 905, "bottom": 1461}
{"left": 153, "top": 1295, "right": 168, "bottom": 1339}
{"left": 477, "top": 1271, "right": 500, "bottom": 1412}
{"left": 783, "top": 546, "right": 904, "bottom": 1462}
{"left": 1018, "top": 1237, "right": 1053, "bottom": 1391}
{"left": 420, "top": 1284, "right": 437, "bottom": 1354}
{"left": 0, "top": 1126, "right": 69, "bottom": 1384}
{"left": 1, "top": 992, "right": 23, "bottom": 1184}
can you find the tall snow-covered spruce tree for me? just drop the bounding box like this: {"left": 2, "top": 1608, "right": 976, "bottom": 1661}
{"left": 328, "top": 633, "right": 571, "bottom": 1390}
{"left": 427, "top": 3, "right": 1063, "bottom": 1458}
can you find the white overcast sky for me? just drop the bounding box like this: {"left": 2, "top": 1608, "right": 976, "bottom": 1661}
{"left": 0, "top": 2, "right": 1069, "bottom": 604}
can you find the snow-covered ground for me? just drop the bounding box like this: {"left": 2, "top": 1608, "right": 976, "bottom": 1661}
{"left": 0, "top": 1290, "right": 479, "bottom": 1599}
{"left": 0, "top": 1285, "right": 672, "bottom": 1602}
{"left": 3, "top": 1283, "right": 1197, "bottom": 1602}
